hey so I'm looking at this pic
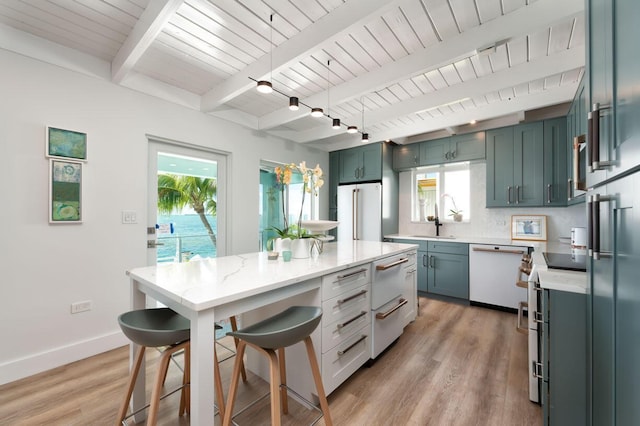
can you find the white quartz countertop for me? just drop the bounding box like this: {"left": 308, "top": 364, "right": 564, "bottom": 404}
{"left": 128, "top": 241, "right": 418, "bottom": 311}
{"left": 531, "top": 249, "right": 588, "bottom": 294}
{"left": 386, "top": 234, "right": 569, "bottom": 251}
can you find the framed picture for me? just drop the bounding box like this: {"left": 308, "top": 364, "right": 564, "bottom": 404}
{"left": 46, "top": 126, "right": 87, "bottom": 161}
{"left": 50, "top": 159, "right": 82, "bottom": 223}
{"left": 511, "top": 215, "right": 547, "bottom": 241}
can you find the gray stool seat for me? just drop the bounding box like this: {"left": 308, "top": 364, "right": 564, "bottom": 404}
{"left": 118, "top": 308, "right": 190, "bottom": 348}
{"left": 222, "top": 306, "right": 332, "bottom": 426}
{"left": 227, "top": 306, "right": 322, "bottom": 349}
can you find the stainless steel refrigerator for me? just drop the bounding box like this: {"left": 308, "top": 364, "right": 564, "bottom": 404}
{"left": 337, "top": 183, "right": 382, "bottom": 241}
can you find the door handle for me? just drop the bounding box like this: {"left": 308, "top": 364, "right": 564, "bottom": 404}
{"left": 429, "top": 255, "right": 435, "bottom": 268}
{"left": 588, "top": 103, "right": 614, "bottom": 171}
{"left": 515, "top": 185, "right": 520, "bottom": 204}
{"left": 375, "top": 298, "right": 408, "bottom": 320}
{"left": 547, "top": 184, "right": 552, "bottom": 204}
{"left": 147, "top": 240, "right": 165, "bottom": 248}
{"left": 588, "top": 193, "right": 614, "bottom": 260}
{"left": 422, "top": 254, "right": 427, "bottom": 267}
{"left": 376, "top": 257, "right": 408, "bottom": 270}
{"left": 507, "top": 186, "right": 512, "bottom": 204}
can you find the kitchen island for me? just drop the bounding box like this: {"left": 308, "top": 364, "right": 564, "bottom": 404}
{"left": 127, "top": 240, "right": 417, "bottom": 424}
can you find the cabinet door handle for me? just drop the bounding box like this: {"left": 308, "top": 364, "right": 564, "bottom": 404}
{"left": 588, "top": 193, "right": 614, "bottom": 260}
{"left": 414, "top": 155, "right": 418, "bottom": 164}
{"left": 507, "top": 186, "right": 512, "bottom": 204}
{"left": 445, "top": 151, "right": 450, "bottom": 160}
{"left": 547, "top": 184, "right": 552, "bottom": 204}
{"left": 515, "top": 185, "right": 521, "bottom": 204}
{"left": 567, "top": 178, "right": 573, "bottom": 200}
{"left": 451, "top": 150, "right": 456, "bottom": 159}
{"left": 422, "top": 253, "right": 427, "bottom": 267}
{"left": 429, "top": 255, "right": 435, "bottom": 268}
{"left": 360, "top": 166, "right": 364, "bottom": 178}
{"left": 589, "top": 103, "right": 614, "bottom": 171}
{"left": 516, "top": 302, "right": 529, "bottom": 334}
{"left": 337, "top": 334, "right": 367, "bottom": 356}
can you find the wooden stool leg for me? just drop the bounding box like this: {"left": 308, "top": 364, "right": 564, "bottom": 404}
{"left": 304, "top": 337, "right": 333, "bottom": 426}
{"left": 222, "top": 341, "right": 247, "bottom": 426}
{"left": 116, "top": 346, "right": 146, "bottom": 426}
{"left": 229, "top": 316, "right": 247, "bottom": 382}
{"left": 265, "top": 348, "right": 282, "bottom": 426}
{"left": 214, "top": 345, "right": 226, "bottom": 419}
{"left": 179, "top": 344, "right": 190, "bottom": 416}
{"left": 278, "top": 347, "right": 288, "bottom": 415}
{"left": 148, "top": 342, "right": 188, "bottom": 426}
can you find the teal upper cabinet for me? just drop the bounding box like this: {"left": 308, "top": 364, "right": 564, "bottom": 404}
{"left": 339, "top": 143, "right": 382, "bottom": 184}
{"left": 486, "top": 122, "right": 544, "bottom": 207}
{"left": 543, "top": 118, "right": 568, "bottom": 207}
{"left": 393, "top": 144, "right": 420, "bottom": 170}
{"left": 328, "top": 151, "right": 340, "bottom": 209}
{"left": 587, "top": 0, "right": 640, "bottom": 188}
{"left": 420, "top": 132, "right": 485, "bottom": 166}
{"left": 567, "top": 78, "right": 587, "bottom": 204}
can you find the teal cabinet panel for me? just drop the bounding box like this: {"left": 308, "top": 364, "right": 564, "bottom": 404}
{"left": 513, "top": 122, "right": 544, "bottom": 206}
{"left": 419, "top": 137, "right": 450, "bottom": 166}
{"left": 450, "top": 132, "right": 485, "bottom": 162}
{"left": 418, "top": 132, "right": 485, "bottom": 167}
{"left": 329, "top": 151, "right": 340, "bottom": 209}
{"left": 543, "top": 290, "right": 587, "bottom": 426}
{"left": 417, "top": 250, "right": 428, "bottom": 293}
{"left": 338, "top": 143, "right": 382, "bottom": 183}
{"left": 393, "top": 144, "right": 420, "bottom": 170}
{"left": 486, "top": 127, "right": 516, "bottom": 207}
{"left": 427, "top": 252, "right": 469, "bottom": 299}
{"left": 543, "top": 118, "right": 568, "bottom": 207}
{"left": 427, "top": 241, "right": 468, "bottom": 256}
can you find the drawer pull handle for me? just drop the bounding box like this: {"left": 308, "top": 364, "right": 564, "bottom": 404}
{"left": 516, "top": 302, "right": 529, "bottom": 335}
{"left": 375, "top": 257, "right": 408, "bottom": 270}
{"left": 337, "top": 289, "right": 367, "bottom": 305}
{"left": 336, "top": 268, "right": 367, "bottom": 280}
{"left": 337, "top": 311, "right": 367, "bottom": 329}
{"left": 337, "top": 335, "right": 367, "bottom": 356}
{"left": 532, "top": 361, "right": 544, "bottom": 380}
{"left": 375, "top": 298, "right": 408, "bottom": 320}
{"left": 533, "top": 311, "right": 544, "bottom": 324}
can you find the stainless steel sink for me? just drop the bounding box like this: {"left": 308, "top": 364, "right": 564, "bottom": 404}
{"left": 410, "top": 235, "right": 456, "bottom": 240}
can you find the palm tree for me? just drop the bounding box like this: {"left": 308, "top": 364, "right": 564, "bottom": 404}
{"left": 157, "top": 174, "right": 217, "bottom": 248}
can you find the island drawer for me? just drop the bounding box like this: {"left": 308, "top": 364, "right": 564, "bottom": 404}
{"left": 321, "top": 285, "right": 371, "bottom": 353}
{"left": 322, "top": 323, "right": 370, "bottom": 395}
{"left": 322, "top": 264, "right": 371, "bottom": 300}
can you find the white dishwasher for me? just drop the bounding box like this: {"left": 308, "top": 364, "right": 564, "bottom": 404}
{"left": 468, "top": 244, "right": 528, "bottom": 310}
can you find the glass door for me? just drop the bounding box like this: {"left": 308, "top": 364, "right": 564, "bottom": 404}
{"left": 147, "top": 140, "right": 227, "bottom": 265}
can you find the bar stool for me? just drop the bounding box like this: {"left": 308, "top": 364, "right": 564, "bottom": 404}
{"left": 116, "top": 308, "right": 190, "bottom": 425}
{"left": 222, "top": 306, "right": 332, "bottom": 426}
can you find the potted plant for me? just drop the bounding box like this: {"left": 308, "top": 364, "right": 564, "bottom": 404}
{"left": 442, "top": 193, "right": 463, "bottom": 222}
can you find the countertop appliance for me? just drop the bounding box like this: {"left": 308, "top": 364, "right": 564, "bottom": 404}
{"left": 469, "top": 244, "right": 528, "bottom": 310}
{"left": 542, "top": 252, "right": 587, "bottom": 272}
{"left": 337, "top": 182, "right": 383, "bottom": 241}
{"left": 571, "top": 226, "right": 587, "bottom": 248}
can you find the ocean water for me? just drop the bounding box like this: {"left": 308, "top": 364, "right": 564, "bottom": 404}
{"left": 156, "top": 214, "right": 217, "bottom": 263}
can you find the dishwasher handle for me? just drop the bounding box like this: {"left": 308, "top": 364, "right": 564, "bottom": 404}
{"left": 375, "top": 257, "right": 408, "bottom": 270}
{"left": 471, "top": 247, "right": 526, "bottom": 255}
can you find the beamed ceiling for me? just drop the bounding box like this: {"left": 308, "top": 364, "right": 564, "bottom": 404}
{"left": 0, "top": 0, "right": 585, "bottom": 151}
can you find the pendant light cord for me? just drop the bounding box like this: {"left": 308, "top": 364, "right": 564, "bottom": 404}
{"left": 327, "top": 59, "right": 330, "bottom": 117}
{"left": 270, "top": 14, "right": 273, "bottom": 83}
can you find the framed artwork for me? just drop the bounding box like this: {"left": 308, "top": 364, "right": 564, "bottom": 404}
{"left": 511, "top": 215, "right": 547, "bottom": 241}
{"left": 46, "top": 126, "right": 87, "bottom": 161}
{"left": 50, "top": 159, "right": 82, "bottom": 223}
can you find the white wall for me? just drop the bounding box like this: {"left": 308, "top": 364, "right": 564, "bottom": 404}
{"left": 398, "top": 162, "right": 587, "bottom": 240}
{"left": 0, "top": 49, "right": 328, "bottom": 384}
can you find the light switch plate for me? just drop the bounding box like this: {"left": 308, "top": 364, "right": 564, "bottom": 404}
{"left": 122, "top": 210, "right": 138, "bottom": 224}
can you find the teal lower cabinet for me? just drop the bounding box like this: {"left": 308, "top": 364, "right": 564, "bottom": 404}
{"left": 417, "top": 250, "right": 428, "bottom": 293}
{"left": 426, "top": 241, "right": 469, "bottom": 299}
{"left": 542, "top": 289, "right": 587, "bottom": 426}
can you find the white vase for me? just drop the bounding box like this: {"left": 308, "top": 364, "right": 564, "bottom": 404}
{"left": 291, "top": 238, "right": 310, "bottom": 259}
{"left": 274, "top": 237, "right": 291, "bottom": 254}
{"left": 453, "top": 213, "right": 463, "bottom": 222}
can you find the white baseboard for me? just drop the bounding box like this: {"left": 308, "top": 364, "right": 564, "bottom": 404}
{"left": 0, "top": 331, "right": 129, "bottom": 385}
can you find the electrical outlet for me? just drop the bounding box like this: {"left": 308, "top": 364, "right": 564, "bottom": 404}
{"left": 71, "top": 300, "right": 92, "bottom": 314}
{"left": 496, "top": 220, "right": 507, "bottom": 226}
{"left": 121, "top": 210, "right": 138, "bottom": 224}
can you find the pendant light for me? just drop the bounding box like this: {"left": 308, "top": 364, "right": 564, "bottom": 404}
{"left": 256, "top": 14, "right": 274, "bottom": 94}
{"left": 332, "top": 118, "right": 341, "bottom": 129}
{"left": 361, "top": 96, "right": 368, "bottom": 143}
{"left": 310, "top": 107, "right": 324, "bottom": 117}
{"left": 347, "top": 125, "right": 357, "bottom": 133}
{"left": 289, "top": 97, "right": 299, "bottom": 110}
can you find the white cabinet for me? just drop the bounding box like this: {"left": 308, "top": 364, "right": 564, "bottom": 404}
{"left": 401, "top": 250, "right": 418, "bottom": 328}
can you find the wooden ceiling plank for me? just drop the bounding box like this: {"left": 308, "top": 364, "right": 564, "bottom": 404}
{"left": 506, "top": 35, "right": 527, "bottom": 67}
{"left": 111, "top": 0, "right": 185, "bottom": 83}
{"left": 47, "top": 0, "right": 134, "bottom": 37}
{"left": 261, "top": 0, "right": 313, "bottom": 31}
{"left": 290, "top": 47, "right": 582, "bottom": 142}
{"left": 200, "top": 0, "right": 403, "bottom": 111}
{"left": 399, "top": 0, "right": 439, "bottom": 48}
{"left": 527, "top": 28, "right": 549, "bottom": 60}
{"left": 73, "top": 0, "right": 140, "bottom": 27}
{"left": 322, "top": 42, "right": 368, "bottom": 77}
{"left": 289, "top": 0, "right": 328, "bottom": 21}
{"left": 101, "top": 0, "right": 147, "bottom": 18}
{"left": 501, "top": 0, "right": 527, "bottom": 15}
{"left": 380, "top": 7, "right": 423, "bottom": 55}
{"left": 348, "top": 25, "right": 395, "bottom": 66}
{"left": 453, "top": 58, "right": 477, "bottom": 81}
{"left": 365, "top": 17, "right": 408, "bottom": 61}
{"left": 438, "top": 63, "right": 462, "bottom": 86}
{"left": 448, "top": 0, "right": 481, "bottom": 32}
{"left": 421, "top": 0, "right": 460, "bottom": 41}
{"left": 154, "top": 31, "right": 239, "bottom": 75}
{"left": 489, "top": 43, "right": 509, "bottom": 72}
{"left": 258, "top": 0, "right": 583, "bottom": 130}
{"left": 474, "top": 0, "right": 502, "bottom": 23}
{"left": 334, "top": 35, "right": 381, "bottom": 71}
{"left": 232, "top": 0, "right": 298, "bottom": 39}
{"left": 548, "top": 20, "right": 575, "bottom": 55}
{"left": 176, "top": 3, "right": 264, "bottom": 59}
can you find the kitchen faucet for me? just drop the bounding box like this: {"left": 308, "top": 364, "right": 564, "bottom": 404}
{"left": 434, "top": 216, "right": 443, "bottom": 236}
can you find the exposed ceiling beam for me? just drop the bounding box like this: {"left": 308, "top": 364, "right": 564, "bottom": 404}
{"left": 291, "top": 48, "right": 584, "bottom": 143}
{"left": 199, "top": 0, "right": 406, "bottom": 112}
{"left": 257, "top": 0, "right": 584, "bottom": 130}
{"left": 366, "top": 84, "right": 580, "bottom": 144}
{"left": 111, "top": 0, "right": 185, "bottom": 83}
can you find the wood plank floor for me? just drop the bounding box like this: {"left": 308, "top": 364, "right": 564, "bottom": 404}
{"left": 0, "top": 297, "right": 541, "bottom": 425}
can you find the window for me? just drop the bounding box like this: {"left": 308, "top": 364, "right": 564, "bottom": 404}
{"left": 413, "top": 163, "right": 470, "bottom": 222}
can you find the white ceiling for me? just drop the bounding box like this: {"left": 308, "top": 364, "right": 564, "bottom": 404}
{"left": 0, "top": 0, "right": 584, "bottom": 151}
